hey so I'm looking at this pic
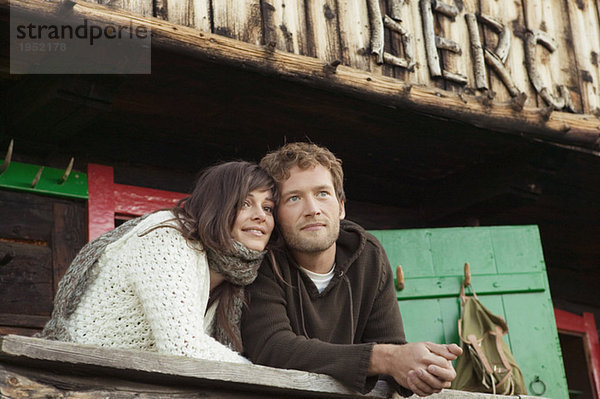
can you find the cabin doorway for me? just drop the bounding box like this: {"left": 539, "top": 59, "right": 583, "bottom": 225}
{"left": 555, "top": 309, "right": 600, "bottom": 399}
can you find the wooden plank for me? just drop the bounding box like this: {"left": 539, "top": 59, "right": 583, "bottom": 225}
{"left": 101, "top": 0, "right": 153, "bottom": 18}
{"left": 490, "top": 226, "right": 545, "bottom": 274}
{"left": 370, "top": 229, "right": 435, "bottom": 278}
{"left": 0, "top": 362, "right": 549, "bottom": 399}
{"left": 0, "top": 326, "right": 40, "bottom": 336}
{"left": 522, "top": 0, "right": 579, "bottom": 111}
{"left": 261, "top": 0, "right": 308, "bottom": 55}
{"left": 402, "top": 0, "right": 430, "bottom": 85}
{"left": 0, "top": 190, "right": 53, "bottom": 241}
{"left": 565, "top": 0, "right": 600, "bottom": 113}
{"left": 337, "top": 0, "right": 370, "bottom": 70}
{"left": 166, "top": 0, "right": 210, "bottom": 31}
{"left": 480, "top": 0, "right": 535, "bottom": 106}
{"left": 0, "top": 363, "right": 301, "bottom": 399}
{"left": 502, "top": 293, "right": 569, "bottom": 399}
{"left": 437, "top": 0, "right": 471, "bottom": 91}
{"left": 396, "top": 273, "right": 546, "bottom": 300}
{"left": 212, "top": 0, "right": 262, "bottom": 46}
{"left": 0, "top": 314, "right": 48, "bottom": 329}
{"left": 304, "top": 0, "right": 342, "bottom": 62}
{"left": 0, "top": 335, "right": 392, "bottom": 398}
{"left": 398, "top": 298, "right": 447, "bottom": 343}
{"left": 51, "top": 202, "right": 86, "bottom": 294}
{"left": 6, "top": 0, "right": 600, "bottom": 154}
{"left": 0, "top": 242, "right": 53, "bottom": 316}
{"left": 0, "top": 336, "right": 548, "bottom": 399}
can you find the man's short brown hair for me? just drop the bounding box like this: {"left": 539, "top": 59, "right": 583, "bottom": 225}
{"left": 260, "top": 142, "right": 346, "bottom": 203}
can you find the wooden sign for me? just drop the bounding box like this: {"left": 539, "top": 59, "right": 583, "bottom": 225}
{"left": 86, "top": 0, "right": 598, "bottom": 116}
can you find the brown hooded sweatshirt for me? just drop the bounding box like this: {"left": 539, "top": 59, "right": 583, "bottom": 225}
{"left": 241, "top": 220, "right": 407, "bottom": 393}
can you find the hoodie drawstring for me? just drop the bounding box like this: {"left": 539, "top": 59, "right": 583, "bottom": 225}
{"left": 296, "top": 268, "right": 310, "bottom": 338}
{"left": 342, "top": 273, "right": 355, "bottom": 343}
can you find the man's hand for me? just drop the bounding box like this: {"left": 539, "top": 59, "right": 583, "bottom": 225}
{"left": 369, "top": 342, "right": 462, "bottom": 397}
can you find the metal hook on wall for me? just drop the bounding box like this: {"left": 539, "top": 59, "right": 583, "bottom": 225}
{"left": 0, "top": 139, "right": 14, "bottom": 176}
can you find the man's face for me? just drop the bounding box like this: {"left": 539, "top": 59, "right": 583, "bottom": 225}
{"left": 276, "top": 164, "right": 345, "bottom": 255}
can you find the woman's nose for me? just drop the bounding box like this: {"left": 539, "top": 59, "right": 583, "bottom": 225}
{"left": 252, "top": 207, "right": 267, "bottom": 220}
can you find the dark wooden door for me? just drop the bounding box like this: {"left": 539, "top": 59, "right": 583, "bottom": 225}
{"left": 0, "top": 189, "right": 86, "bottom": 336}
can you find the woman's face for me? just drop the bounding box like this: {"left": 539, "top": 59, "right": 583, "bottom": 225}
{"left": 231, "top": 188, "right": 275, "bottom": 251}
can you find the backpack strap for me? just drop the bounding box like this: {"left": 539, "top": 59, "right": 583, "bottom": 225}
{"left": 491, "top": 325, "right": 513, "bottom": 374}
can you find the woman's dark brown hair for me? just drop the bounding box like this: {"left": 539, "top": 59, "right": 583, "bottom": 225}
{"left": 171, "top": 161, "right": 276, "bottom": 352}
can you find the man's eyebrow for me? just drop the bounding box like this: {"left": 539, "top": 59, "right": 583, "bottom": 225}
{"left": 281, "top": 185, "right": 333, "bottom": 196}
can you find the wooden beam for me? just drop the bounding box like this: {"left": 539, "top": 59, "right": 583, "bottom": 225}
{"left": 3, "top": 0, "right": 600, "bottom": 155}
{"left": 0, "top": 335, "right": 548, "bottom": 399}
{"left": 0, "top": 335, "right": 392, "bottom": 398}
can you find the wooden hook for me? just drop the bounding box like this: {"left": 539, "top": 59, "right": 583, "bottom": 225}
{"left": 31, "top": 166, "right": 44, "bottom": 188}
{"left": 58, "top": 157, "right": 74, "bottom": 184}
{"left": 395, "top": 265, "right": 405, "bottom": 291}
{"left": 0, "top": 139, "right": 14, "bottom": 176}
{"left": 323, "top": 60, "right": 342, "bottom": 74}
{"left": 463, "top": 262, "right": 471, "bottom": 287}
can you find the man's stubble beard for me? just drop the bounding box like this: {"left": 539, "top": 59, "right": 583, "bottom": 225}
{"left": 281, "top": 218, "right": 340, "bottom": 254}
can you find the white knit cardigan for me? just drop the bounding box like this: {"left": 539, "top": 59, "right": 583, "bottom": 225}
{"left": 63, "top": 210, "right": 249, "bottom": 364}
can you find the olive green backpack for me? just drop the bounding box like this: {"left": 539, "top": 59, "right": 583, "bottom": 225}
{"left": 451, "top": 283, "right": 527, "bottom": 395}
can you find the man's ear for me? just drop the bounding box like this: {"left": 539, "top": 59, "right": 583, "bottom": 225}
{"left": 339, "top": 200, "right": 346, "bottom": 220}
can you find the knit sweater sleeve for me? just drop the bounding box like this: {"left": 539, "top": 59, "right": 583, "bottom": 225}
{"left": 241, "top": 263, "right": 374, "bottom": 393}
{"left": 118, "top": 226, "right": 249, "bottom": 364}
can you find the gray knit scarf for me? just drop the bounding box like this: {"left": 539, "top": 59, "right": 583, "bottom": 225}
{"left": 206, "top": 241, "right": 265, "bottom": 350}
{"left": 39, "top": 215, "right": 266, "bottom": 354}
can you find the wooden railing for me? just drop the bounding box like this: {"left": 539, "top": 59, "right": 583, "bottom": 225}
{"left": 0, "top": 335, "right": 546, "bottom": 399}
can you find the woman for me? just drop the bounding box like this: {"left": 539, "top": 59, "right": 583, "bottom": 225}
{"left": 40, "top": 161, "right": 276, "bottom": 363}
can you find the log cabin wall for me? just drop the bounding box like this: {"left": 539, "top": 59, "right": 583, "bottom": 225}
{"left": 85, "top": 0, "right": 600, "bottom": 116}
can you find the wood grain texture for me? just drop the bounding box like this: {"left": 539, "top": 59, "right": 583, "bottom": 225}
{"left": 0, "top": 242, "right": 52, "bottom": 316}
{"left": 212, "top": 0, "right": 262, "bottom": 46}
{"left": 106, "top": 0, "right": 153, "bottom": 18}
{"left": 4, "top": 0, "right": 600, "bottom": 154}
{"left": 565, "top": 0, "right": 600, "bottom": 113}
{"left": 437, "top": 0, "right": 470, "bottom": 91}
{"left": 261, "top": 0, "right": 308, "bottom": 55}
{"left": 51, "top": 202, "right": 86, "bottom": 294}
{"left": 401, "top": 0, "right": 429, "bottom": 85}
{"left": 0, "top": 336, "right": 550, "bottom": 399}
{"left": 0, "top": 335, "right": 392, "bottom": 398}
{"left": 166, "top": 0, "right": 210, "bottom": 31}
{"left": 522, "top": 0, "right": 577, "bottom": 110}
{"left": 337, "top": 0, "right": 371, "bottom": 70}
{"left": 0, "top": 315, "right": 48, "bottom": 329}
{"left": 480, "top": 0, "right": 534, "bottom": 105}
{"left": 305, "top": 0, "right": 342, "bottom": 62}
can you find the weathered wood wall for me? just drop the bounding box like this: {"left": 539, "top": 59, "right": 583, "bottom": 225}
{"left": 0, "top": 190, "right": 86, "bottom": 336}
{"left": 88, "top": 0, "right": 600, "bottom": 116}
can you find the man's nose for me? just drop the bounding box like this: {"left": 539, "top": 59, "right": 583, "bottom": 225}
{"left": 303, "top": 196, "right": 321, "bottom": 216}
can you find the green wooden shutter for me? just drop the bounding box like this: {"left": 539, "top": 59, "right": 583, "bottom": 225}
{"left": 369, "top": 225, "right": 568, "bottom": 399}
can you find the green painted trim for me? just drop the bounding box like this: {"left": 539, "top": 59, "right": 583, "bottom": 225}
{"left": 396, "top": 272, "right": 546, "bottom": 300}
{"left": 0, "top": 160, "right": 88, "bottom": 199}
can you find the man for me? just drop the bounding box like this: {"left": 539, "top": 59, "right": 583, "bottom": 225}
{"left": 241, "top": 142, "right": 461, "bottom": 396}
